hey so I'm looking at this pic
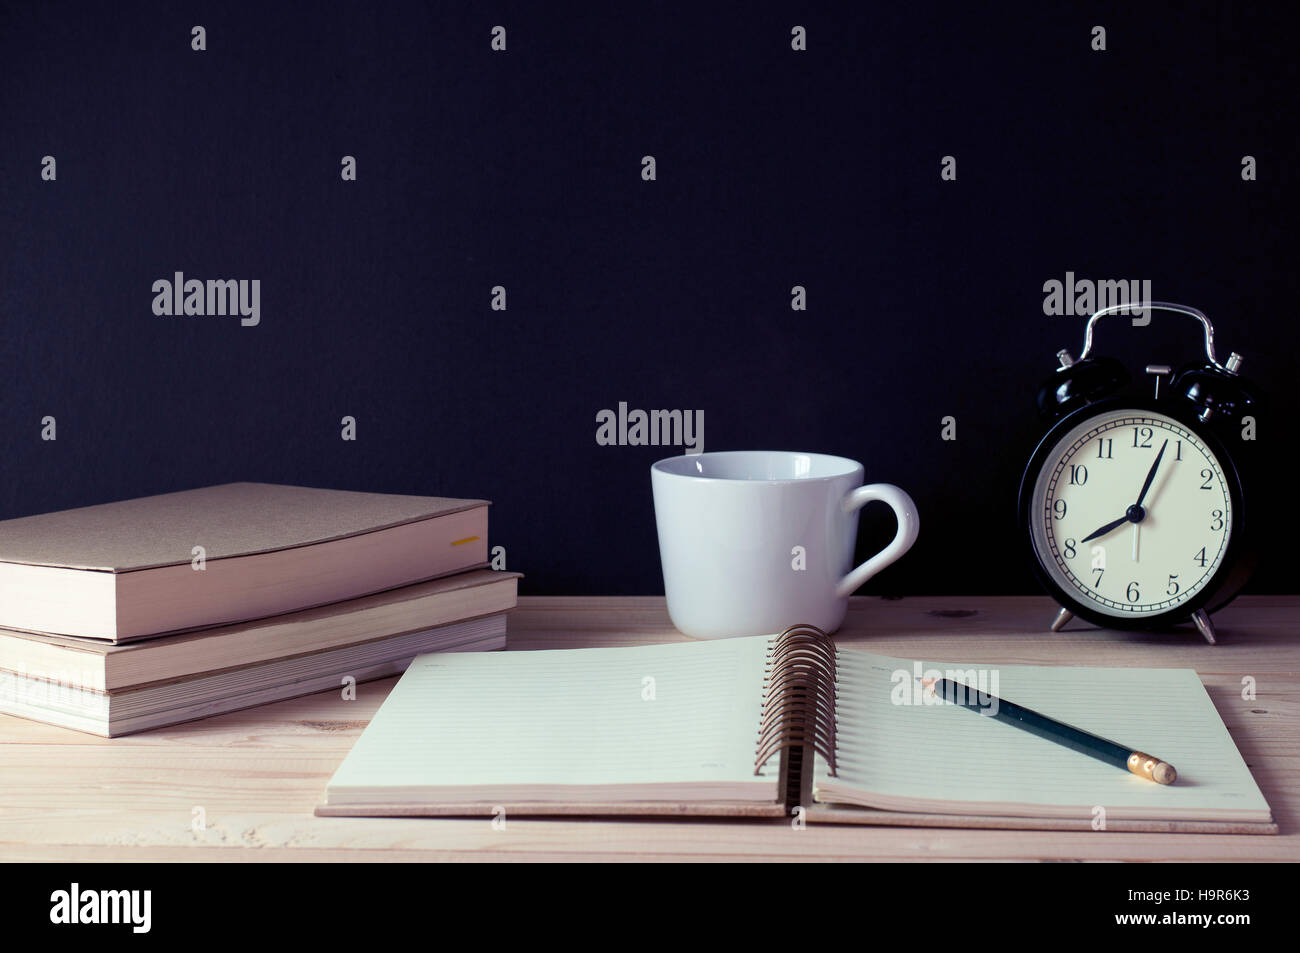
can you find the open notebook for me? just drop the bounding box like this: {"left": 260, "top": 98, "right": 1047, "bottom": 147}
{"left": 317, "top": 630, "right": 1275, "bottom": 832}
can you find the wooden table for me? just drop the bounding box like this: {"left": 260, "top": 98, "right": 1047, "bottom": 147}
{"left": 1, "top": 595, "right": 1296, "bottom": 862}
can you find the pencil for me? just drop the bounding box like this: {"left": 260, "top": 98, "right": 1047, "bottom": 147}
{"left": 926, "top": 677, "right": 1177, "bottom": 785}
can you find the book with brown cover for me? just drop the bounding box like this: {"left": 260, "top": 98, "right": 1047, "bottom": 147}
{"left": 0, "top": 569, "right": 519, "bottom": 691}
{"left": 0, "top": 483, "right": 490, "bottom": 641}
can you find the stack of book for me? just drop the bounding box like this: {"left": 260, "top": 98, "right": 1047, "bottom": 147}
{"left": 0, "top": 483, "right": 518, "bottom": 736}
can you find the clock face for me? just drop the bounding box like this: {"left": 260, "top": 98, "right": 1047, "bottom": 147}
{"left": 1029, "top": 409, "right": 1233, "bottom": 618}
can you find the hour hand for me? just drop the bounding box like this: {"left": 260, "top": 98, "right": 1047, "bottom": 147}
{"left": 1080, "top": 514, "right": 1129, "bottom": 543}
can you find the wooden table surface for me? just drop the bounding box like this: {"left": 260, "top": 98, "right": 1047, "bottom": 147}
{"left": 1, "top": 595, "right": 1296, "bottom": 862}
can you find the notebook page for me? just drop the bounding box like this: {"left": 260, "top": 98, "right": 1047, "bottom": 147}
{"left": 813, "top": 651, "right": 1271, "bottom": 821}
{"left": 325, "top": 635, "right": 779, "bottom": 804}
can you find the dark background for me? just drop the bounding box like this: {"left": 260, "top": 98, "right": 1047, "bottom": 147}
{"left": 1, "top": 1, "right": 1295, "bottom": 596}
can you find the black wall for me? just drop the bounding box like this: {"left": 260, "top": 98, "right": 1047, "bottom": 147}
{"left": 2, "top": 2, "right": 1296, "bottom": 595}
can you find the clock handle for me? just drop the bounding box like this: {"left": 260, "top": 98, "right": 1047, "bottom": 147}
{"left": 1078, "top": 301, "right": 1240, "bottom": 375}
{"left": 833, "top": 484, "right": 920, "bottom": 599}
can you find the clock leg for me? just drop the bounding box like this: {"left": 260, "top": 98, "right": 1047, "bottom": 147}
{"left": 1191, "top": 609, "right": 1218, "bottom": 645}
{"left": 1049, "top": 607, "right": 1074, "bottom": 632}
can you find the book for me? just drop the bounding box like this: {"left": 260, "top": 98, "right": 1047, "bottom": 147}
{"left": 316, "top": 630, "right": 1276, "bottom": 833}
{"left": 0, "top": 613, "right": 509, "bottom": 737}
{"left": 0, "top": 483, "right": 489, "bottom": 641}
{"left": 0, "top": 569, "right": 519, "bottom": 692}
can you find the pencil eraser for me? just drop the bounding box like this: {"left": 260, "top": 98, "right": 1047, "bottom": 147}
{"left": 1128, "top": 752, "right": 1176, "bottom": 784}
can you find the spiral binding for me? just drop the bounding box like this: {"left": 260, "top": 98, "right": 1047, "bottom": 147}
{"left": 753, "top": 623, "right": 839, "bottom": 777}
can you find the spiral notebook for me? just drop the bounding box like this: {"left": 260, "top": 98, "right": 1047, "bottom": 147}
{"left": 316, "top": 629, "right": 1275, "bottom": 832}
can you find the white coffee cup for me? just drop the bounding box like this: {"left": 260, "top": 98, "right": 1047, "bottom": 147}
{"left": 651, "top": 450, "right": 919, "bottom": 639}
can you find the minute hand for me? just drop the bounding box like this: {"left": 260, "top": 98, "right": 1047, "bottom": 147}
{"left": 1134, "top": 439, "right": 1168, "bottom": 509}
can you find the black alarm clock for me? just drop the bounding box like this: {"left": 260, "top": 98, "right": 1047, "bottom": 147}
{"left": 1018, "top": 302, "right": 1262, "bottom": 644}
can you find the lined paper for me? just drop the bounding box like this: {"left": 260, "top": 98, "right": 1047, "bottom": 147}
{"left": 814, "top": 651, "right": 1272, "bottom": 821}
{"left": 326, "top": 635, "right": 779, "bottom": 805}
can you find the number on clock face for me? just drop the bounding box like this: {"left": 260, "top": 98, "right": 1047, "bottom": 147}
{"left": 1031, "top": 410, "right": 1232, "bottom": 617}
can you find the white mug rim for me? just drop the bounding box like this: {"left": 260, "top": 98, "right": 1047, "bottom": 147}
{"left": 650, "top": 450, "right": 863, "bottom": 485}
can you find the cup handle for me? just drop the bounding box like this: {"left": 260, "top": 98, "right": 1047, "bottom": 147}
{"left": 833, "top": 484, "right": 920, "bottom": 599}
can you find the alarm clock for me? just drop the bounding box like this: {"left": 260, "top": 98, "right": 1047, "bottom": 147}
{"left": 1018, "top": 302, "right": 1263, "bottom": 644}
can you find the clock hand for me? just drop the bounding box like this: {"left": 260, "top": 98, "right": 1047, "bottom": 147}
{"left": 1080, "top": 513, "right": 1129, "bottom": 543}
{"left": 1134, "top": 439, "right": 1168, "bottom": 509}
{"left": 1079, "top": 439, "right": 1167, "bottom": 547}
